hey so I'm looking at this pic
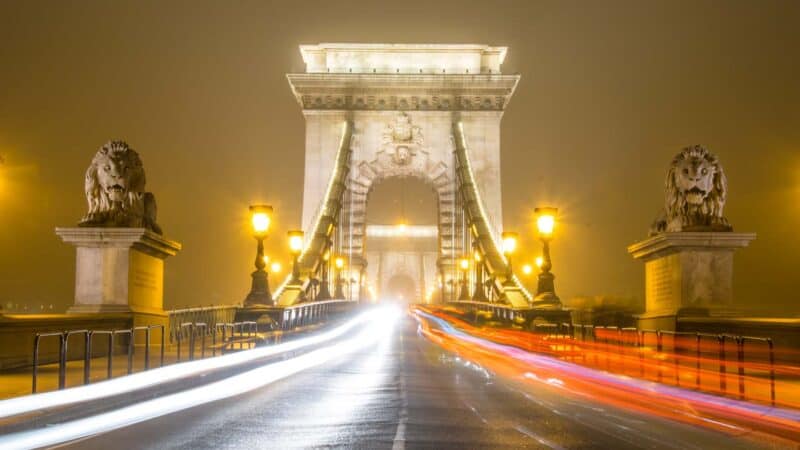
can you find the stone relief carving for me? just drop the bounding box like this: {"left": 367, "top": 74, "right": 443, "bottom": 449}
{"left": 382, "top": 112, "right": 423, "bottom": 145}
{"left": 650, "top": 145, "right": 731, "bottom": 235}
{"left": 299, "top": 94, "right": 506, "bottom": 111}
{"left": 378, "top": 113, "right": 427, "bottom": 169}
{"left": 79, "top": 140, "right": 162, "bottom": 234}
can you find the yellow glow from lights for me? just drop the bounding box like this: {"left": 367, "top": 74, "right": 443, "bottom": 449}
{"left": 288, "top": 230, "right": 304, "bottom": 253}
{"left": 249, "top": 205, "right": 273, "bottom": 236}
{"left": 535, "top": 256, "right": 544, "bottom": 268}
{"left": 262, "top": 255, "right": 270, "bottom": 265}
{"left": 535, "top": 207, "right": 558, "bottom": 237}
{"left": 537, "top": 215, "right": 555, "bottom": 236}
{"left": 396, "top": 222, "right": 407, "bottom": 234}
{"left": 459, "top": 258, "right": 470, "bottom": 271}
{"left": 522, "top": 264, "right": 533, "bottom": 275}
{"left": 501, "top": 231, "right": 518, "bottom": 255}
{"left": 473, "top": 250, "right": 481, "bottom": 262}
{"left": 335, "top": 257, "right": 344, "bottom": 269}
{"left": 270, "top": 262, "right": 282, "bottom": 274}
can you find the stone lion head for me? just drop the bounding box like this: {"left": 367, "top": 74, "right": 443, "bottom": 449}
{"left": 651, "top": 145, "right": 731, "bottom": 234}
{"left": 80, "top": 141, "right": 161, "bottom": 233}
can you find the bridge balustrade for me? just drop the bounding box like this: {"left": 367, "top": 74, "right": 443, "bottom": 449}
{"left": 32, "top": 325, "right": 165, "bottom": 393}
{"left": 541, "top": 324, "right": 777, "bottom": 406}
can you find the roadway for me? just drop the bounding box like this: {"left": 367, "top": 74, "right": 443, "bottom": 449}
{"left": 60, "top": 310, "right": 781, "bottom": 450}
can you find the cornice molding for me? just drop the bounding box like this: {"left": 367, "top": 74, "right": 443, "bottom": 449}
{"left": 286, "top": 73, "right": 520, "bottom": 111}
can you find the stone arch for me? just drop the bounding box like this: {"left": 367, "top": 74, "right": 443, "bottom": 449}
{"left": 346, "top": 143, "right": 455, "bottom": 260}
{"left": 335, "top": 117, "right": 460, "bottom": 302}
{"left": 385, "top": 272, "right": 417, "bottom": 303}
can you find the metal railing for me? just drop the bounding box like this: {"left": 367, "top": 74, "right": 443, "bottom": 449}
{"left": 546, "top": 324, "right": 777, "bottom": 406}
{"left": 276, "top": 300, "right": 355, "bottom": 330}
{"left": 175, "top": 321, "right": 258, "bottom": 360}
{"left": 32, "top": 325, "right": 165, "bottom": 393}
{"left": 168, "top": 305, "right": 238, "bottom": 344}
{"left": 448, "top": 300, "right": 524, "bottom": 324}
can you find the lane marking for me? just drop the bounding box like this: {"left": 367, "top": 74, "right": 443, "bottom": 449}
{"left": 392, "top": 332, "right": 407, "bottom": 450}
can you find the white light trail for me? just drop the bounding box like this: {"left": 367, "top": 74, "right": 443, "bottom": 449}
{"left": 0, "top": 306, "right": 400, "bottom": 450}
{"left": 0, "top": 307, "right": 389, "bottom": 420}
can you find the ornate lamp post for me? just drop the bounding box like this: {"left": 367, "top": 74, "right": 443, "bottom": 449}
{"left": 501, "top": 231, "right": 519, "bottom": 287}
{"left": 534, "top": 207, "right": 561, "bottom": 306}
{"left": 458, "top": 257, "right": 471, "bottom": 300}
{"left": 471, "top": 243, "right": 488, "bottom": 301}
{"left": 317, "top": 246, "right": 332, "bottom": 300}
{"left": 334, "top": 256, "right": 346, "bottom": 299}
{"left": 244, "top": 205, "right": 273, "bottom": 306}
{"left": 288, "top": 230, "right": 304, "bottom": 286}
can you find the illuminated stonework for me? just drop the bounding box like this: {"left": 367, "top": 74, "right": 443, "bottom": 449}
{"left": 290, "top": 43, "right": 517, "bottom": 298}
{"left": 79, "top": 141, "right": 162, "bottom": 234}
{"left": 650, "top": 145, "right": 732, "bottom": 234}
{"left": 287, "top": 44, "right": 518, "bottom": 112}
{"left": 299, "top": 43, "right": 507, "bottom": 74}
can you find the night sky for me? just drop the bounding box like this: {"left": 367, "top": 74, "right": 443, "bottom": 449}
{"left": 0, "top": 0, "right": 798, "bottom": 313}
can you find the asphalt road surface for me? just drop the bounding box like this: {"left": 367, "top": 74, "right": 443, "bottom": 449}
{"left": 65, "top": 314, "right": 779, "bottom": 449}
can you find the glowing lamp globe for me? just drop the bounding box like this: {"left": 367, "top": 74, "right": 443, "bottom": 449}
{"left": 459, "top": 258, "right": 470, "bottom": 271}
{"left": 522, "top": 264, "right": 533, "bottom": 275}
{"left": 288, "top": 230, "right": 304, "bottom": 254}
{"left": 270, "top": 262, "right": 281, "bottom": 273}
{"left": 535, "top": 207, "right": 557, "bottom": 237}
{"left": 501, "top": 231, "right": 518, "bottom": 255}
{"left": 335, "top": 257, "right": 344, "bottom": 269}
{"left": 535, "top": 256, "right": 544, "bottom": 268}
{"left": 249, "top": 205, "right": 273, "bottom": 237}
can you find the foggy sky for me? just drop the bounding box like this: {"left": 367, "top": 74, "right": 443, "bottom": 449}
{"left": 0, "top": 0, "right": 798, "bottom": 313}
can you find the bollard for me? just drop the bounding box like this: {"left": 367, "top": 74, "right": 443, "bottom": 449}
{"left": 736, "top": 336, "right": 745, "bottom": 400}
{"left": 84, "top": 331, "right": 92, "bottom": 385}
{"left": 695, "top": 334, "right": 701, "bottom": 390}
{"left": 767, "top": 338, "right": 776, "bottom": 406}
{"left": 718, "top": 335, "right": 727, "bottom": 393}
{"left": 144, "top": 327, "right": 151, "bottom": 370}
{"left": 32, "top": 332, "right": 66, "bottom": 393}
{"left": 656, "top": 330, "right": 663, "bottom": 383}
{"left": 673, "top": 333, "right": 680, "bottom": 386}
{"left": 638, "top": 331, "right": 645, "bottom": 378}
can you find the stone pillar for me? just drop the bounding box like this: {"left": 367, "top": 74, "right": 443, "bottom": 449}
{"left": 56, "top": 228, "right": 181, "bottom": 325}
{"left": 628, "top": 232, "right": 755, "bottom": 330}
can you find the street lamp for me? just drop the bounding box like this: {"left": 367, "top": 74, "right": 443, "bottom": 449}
{"left": 501, "top": 231, "right": 519, "bottom": 287}
{"left": 471, "top": 243, "right": 488, "bottom": 301}
{"left": 334, "top": 256, "right": 346, "bottom": 299}
{"left": 317, "top": 246, "right": 332, "bottom": 300}
{"left": 244, "top": 205, "right": 273, "bottom": 307}
{"left": 534, "top": 207, "right": 561, "bottom": 306}
{"left": 288, "top": 230, "right": 304, "bottom": 286}
{"left": 458, "top": 257, "right": 470, "bottom": 300}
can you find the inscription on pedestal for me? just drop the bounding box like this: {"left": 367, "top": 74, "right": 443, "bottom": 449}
{"left": 645, "top": 254, "right": 679, "bottom": 313}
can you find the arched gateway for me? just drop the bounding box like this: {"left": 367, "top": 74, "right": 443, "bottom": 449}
{"left": 272, "top": 43, "right": 541, "bottom": 308}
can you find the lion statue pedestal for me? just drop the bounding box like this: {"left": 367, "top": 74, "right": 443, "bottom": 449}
{"left": 628, "top": 232, "right": 755, "bottom": 330}
{"left": 629, "top": 145, "right": 755, "bottom": 331}
{"left": 56, "top": 141, "right": 181, "bottom": 331}
{"left": 56, "top": 228, "right": 180, "bottom": 316}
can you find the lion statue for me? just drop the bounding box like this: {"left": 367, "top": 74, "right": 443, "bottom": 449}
{"left": 79, "top": 140, "right": 162, "bottom": 234}
{"left": 650, "top": 145, "right": 732, "bottom": 235}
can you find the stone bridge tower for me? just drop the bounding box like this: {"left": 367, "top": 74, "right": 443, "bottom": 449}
{"left": 286, "top": 43, "right": 519, "bottom": 302}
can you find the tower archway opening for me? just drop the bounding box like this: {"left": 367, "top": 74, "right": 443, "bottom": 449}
{"left": 363, "top": 176, "right": 439, "bottom": 303}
